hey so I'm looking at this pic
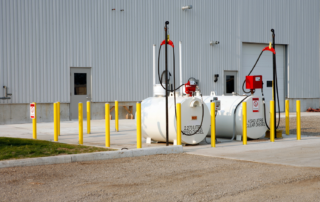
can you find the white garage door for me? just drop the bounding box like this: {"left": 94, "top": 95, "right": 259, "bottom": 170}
{"left": 242, "top": 43, "right": 285, "bottom": 112}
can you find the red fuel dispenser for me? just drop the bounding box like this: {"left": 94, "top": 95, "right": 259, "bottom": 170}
{"left": 245, "top": 75, "right": 263, "bottom": 90}
{"left": 184, "top": 80, "right": 197, "bottom": 96}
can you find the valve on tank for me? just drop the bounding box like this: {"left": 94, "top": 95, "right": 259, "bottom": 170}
{"left": 211, "top": 97, "right": 221, "bottom": 111}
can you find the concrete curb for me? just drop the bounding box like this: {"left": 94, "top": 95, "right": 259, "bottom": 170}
{"left": 0, "top": 146, "right": 183, "bottom": 169}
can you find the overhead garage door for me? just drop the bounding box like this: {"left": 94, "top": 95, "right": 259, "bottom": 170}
{"left": 242, "top": 43, "right": 285, "bottom": 112}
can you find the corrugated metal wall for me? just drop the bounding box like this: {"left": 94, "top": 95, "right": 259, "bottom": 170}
{"left": 0, "top": 0, "right": 319, "bottom": 104}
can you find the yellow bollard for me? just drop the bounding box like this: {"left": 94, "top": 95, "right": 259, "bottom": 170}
{"left": 242, "top": 102, "right": 247, "bottom": 145}
{"left": 54, "top": 103, "right": 58, "bottom": 141}
{"left": 105, "top": 103, "right": 110, "bottom": 147}
{"left": 211, "top": 102, "right": 216, "bottom": 147}
{"left": 176, "top": 103, "right": 182, "bottom": 145}
{"left": 296, "top": 100, "right": 301, "bottom": 140}
{"left": 87, "top": 101, "right": 91, "bottom": 134}
{"left": 136, "top": 102, "right": 142, "bottom": 149}
{"left": 285, "top": 100, "right": 289, "bottom": 135}
{"left": 115, "top": 100, "right": 119, "bottom": 132}
{"left": 32, "top": 102, "right": 37, "bottom": 139}
{"left": 79, "top": 102, "right": 83, "bottom": 144}
{"left": 270, "top": 100, "right": 275, "bottom": 142}
{"left": 57, "top": 102, "right": 60, "bottom": 136}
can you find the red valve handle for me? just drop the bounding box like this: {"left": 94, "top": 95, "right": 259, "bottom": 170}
{"left": 160, "top": 40, "right": 174, "bottom": 48}
{"left": 262, "top": 46, "right": 276, "bottom": 54}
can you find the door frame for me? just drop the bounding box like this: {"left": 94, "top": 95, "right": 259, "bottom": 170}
{"left": 69, "top": 67, "right": 92, "bottom": 119}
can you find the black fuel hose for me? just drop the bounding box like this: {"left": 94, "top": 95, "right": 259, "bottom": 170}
{"left": 158, "top": 46, "right": 185, "bottom": 91}
{"left": 158, "top": 44, "right": 205, "bottom": 137}
{"left": 242, "top": 49, "right": 281, "bottom": 129}
{"left": 232, "top": 95, "right": 250, "bottom": 140}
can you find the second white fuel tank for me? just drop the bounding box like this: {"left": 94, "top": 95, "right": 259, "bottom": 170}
{"left": 200, "top": 93, "right": 269, "bottom": 139}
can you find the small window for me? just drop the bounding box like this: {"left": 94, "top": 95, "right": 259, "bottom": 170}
{"left": 267, "top": 81, "right": 272, "bottom": 87}
{"left": 74, "top": 73, "right": 87, "bottom": 95}
{"left": 226, "top": 75, "right": 235, "bottom": 94}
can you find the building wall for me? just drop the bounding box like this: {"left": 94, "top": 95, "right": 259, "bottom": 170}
{"left": 0, "top": 0, "right": 319, "bottom": 113}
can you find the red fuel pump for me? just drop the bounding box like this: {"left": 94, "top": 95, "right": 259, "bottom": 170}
{"left": 245, "top": 75, "right": 263, "bottom": 92}
{"left": 184, "top": 80, "right": 197, "bottom": 96}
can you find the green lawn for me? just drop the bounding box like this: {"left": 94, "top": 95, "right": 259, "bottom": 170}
{"left": 0, "top": 137, "right": 115, "bottom": 161}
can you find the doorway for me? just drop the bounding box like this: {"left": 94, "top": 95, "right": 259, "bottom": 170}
{"left": 70, "top": 67, "right": 92, "bottom": 120}
{"left": 224, "top": 71, "right": 237, "bottom": 95}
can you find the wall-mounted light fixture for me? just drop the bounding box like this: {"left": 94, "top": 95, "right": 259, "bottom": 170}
{"left": 112, "top": 8, "right": 115, "bottom": 11}
{"left": 182, "top": 5, "right": 192, "bottom": 10}
{"left": 210, "top": 41, "right": 220, "bottom": 46}
{"left": 0, "top": 86, "right": 12, "bottom": 99}
{"left": 214, "top": 74, "right": 219, "bottom": 82}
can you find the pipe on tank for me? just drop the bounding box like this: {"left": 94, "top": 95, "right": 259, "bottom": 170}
{"left": 153, "top": 44, "right": 156, "bottom": 96}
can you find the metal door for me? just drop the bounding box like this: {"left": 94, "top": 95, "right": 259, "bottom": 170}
{"left": 70, "top": 67, "right": 92, "bottom": 120}
{"left": 224, "top": 71, "right": 237, "bottom": 95}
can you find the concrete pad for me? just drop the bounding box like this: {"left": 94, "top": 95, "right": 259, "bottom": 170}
{"left": 1, "top": 119, "right": 320, "bottom": 168}
{"left": 185, "top": 135, "right": 320, "bottom": 168}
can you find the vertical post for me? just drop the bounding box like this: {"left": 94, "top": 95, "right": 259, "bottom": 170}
{"left": 242, "top": 102, "right": 247, "bottom": 145}
{"left": 115, "top": 100, "right": 119, "bottom": 132}
{"left": 272, "top": 81, "right": 274, "bottom": 101}
{"left": 179, "top": 41, "right": 183, "bottom": 96}
{"left": 105, "top": 103, "right": 110, "bottom": 147}
{"left": 57, "top": 102, "right": 60, "bottom": 136}
{"left": 136, "top": 102, "right": 142, "bottom": 149}
{"left": 153, "top": 44, "right": 156, "bottom": 89}
{"left": 54, "top": 103, "right": 58, "bottom": 142}
{"left": 79, "top": 102, "right": 83, "bottom": 145}
{"left": 271, "top": 29, "right": 277, "bottom": 140}
{"left": 165, "top": 21, "right": 169, "bottom": 146}
{"left": 285, "top": 100, "right": 289, "bottom": 135}
{"left": 87, "top": 101, "right": 91, "bottom": 134}
{"left": 176, "top": 103, "right": 182, "bottom": 145}
{"left": 211, "top": 102, "right": 216, "bottom": 147}
{"left": 32, "top": 102, "right": 37, "bottom": 139}
{"left": 296, "top": 100, "right": 301, "bottom": 140}
{"left": 270, "top": 100, "right": 275, "bottom": 142}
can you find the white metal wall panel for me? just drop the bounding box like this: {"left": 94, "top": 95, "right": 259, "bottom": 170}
{"left": 0, "top": 0, "right": 319, "bottom": 104}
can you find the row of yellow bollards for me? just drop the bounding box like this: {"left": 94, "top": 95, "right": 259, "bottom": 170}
{"left": 207, "top": 99, "right": 301, "bottom": 147}
{"left": 31, "top": 99, "right": 301, "bottom": 148}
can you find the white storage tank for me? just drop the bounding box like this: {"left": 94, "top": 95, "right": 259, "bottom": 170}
{"left": 201, "top": 93, "right": 269, "bottom": 139}
{"left": 141, "top": 96, "right": 210, "bottom": 144}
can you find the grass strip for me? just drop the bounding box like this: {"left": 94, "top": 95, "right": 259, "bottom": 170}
{"left": 0, "top": 137, "right": 115, "bottom": 161}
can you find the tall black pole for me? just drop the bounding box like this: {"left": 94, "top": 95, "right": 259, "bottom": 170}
{"left": 165, "top": 21, "right": 169, "bottom": 146}
{"left": 271, "top": 29, "right": 276, "bottom": 138}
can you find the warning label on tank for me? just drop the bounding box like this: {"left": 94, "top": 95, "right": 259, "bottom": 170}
{"left": 182, "top": 125, "right": 204, "bottom": 135}
{"left": 252, "top": 98, "right": 259, "bottom": 112}
{"left": 247, "top": 118, "right": 265, "bottom": 128}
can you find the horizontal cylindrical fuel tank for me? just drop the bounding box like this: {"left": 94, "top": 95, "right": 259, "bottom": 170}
{"left": 140, "top": 96, "right": 210, "bottom": 144}
{"left": 200, "top": 94, "right": 269, "bottom": 139}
